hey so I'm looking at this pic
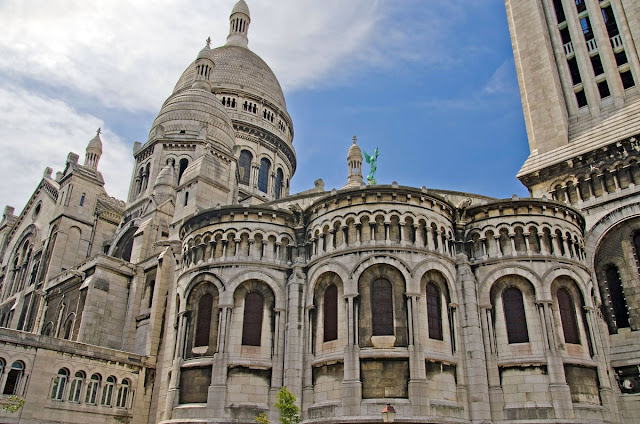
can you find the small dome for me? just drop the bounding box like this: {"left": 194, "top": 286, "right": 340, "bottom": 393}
{"left": 197, "top": 43, "right": 215, "bottom": 62}
{"left": 348, "top": 137, "right": 362, "bottom": 160}
{"left": 149, "top": 88, "right": 235, "bottom": 152}
{"left": 231, "top": 0, "right": 250, "bottom": 17}
{"left": 87, "top": 129, "right": 103, "bottom": 154}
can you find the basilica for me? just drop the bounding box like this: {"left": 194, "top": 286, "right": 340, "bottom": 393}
{"left": 0, "top": 1, "right": 639, "bottom": 423}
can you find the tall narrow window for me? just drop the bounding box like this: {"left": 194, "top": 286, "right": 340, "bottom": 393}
{"left": 371, "top": 278, "right": 394, "bottom": 336}
{"left": 85, "top": 374, "right": 101, "bottom": 404}
{"left": 601, "top": 6, "right": 619, "bottom": 37}
{"left": 575, "top": 0, "right": 586, "bottom": 14}
{"left": 50, "top": 368, "right": 68, "bottom": 400}
{"left": 553, "top": 0, "right": 566, "bottom": 22}
{"left": 258, "top": 158, "right": 271, "bottom": 193}
{"left": 275, "top": 168, "right": 284, "bottom": 199}
{"left": 568, "top": 58, "right": 582, "bottom": 85}
{"left": 621, "top": 71, "right": 636, "bottom": 89}
{"left": 101, "top": 376, "right": 116, "bottom": 406}
{"left": 323, "top": 284, "right": 338, "bottom": 342}
{"left": 194, "top": 293, "right": 213, "bottom": 347}
{"left": 242, "top": 292, "right": 264, "bottom": 346}
{"left": 503, "top": 287, "right": 529, "bottom": 343}
{"left": 580, "top": 17, "right": 594, "bottom": 40}
{"left": 426, "top": 282, "right": 443, "bottom": 340}
{"left": 238, "top": 150, "right": 252, "bottom": 185}
{"left": 68, "top": 371, "right": 85, "bottom": 403}
{"left": 178, "top": 158, "right": 189, "bottom": 184}
{"left": 116, "top": 379, "right": 130, "bottom": 408}
{"left": 558, "top": 288, "right": 580, "bottom": 344}
{"left": 79, "top": 193, "right": 85, "bottom": 206}
{"left": 604, "top": 265, "right": 630, "bottom": 328}
{"left": 4, "top": 362, "right": 24, "bottom": 395}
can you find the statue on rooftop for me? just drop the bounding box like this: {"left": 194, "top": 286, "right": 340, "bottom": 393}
{"left": 363, "top": 147, "right": 379, "bottom": 185}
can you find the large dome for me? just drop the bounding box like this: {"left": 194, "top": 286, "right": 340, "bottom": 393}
{"left": 150, "top": 88, "right": 236, "bottom": 153}
{"left": 173, "top": 45, "right": 286, "bottom": 111}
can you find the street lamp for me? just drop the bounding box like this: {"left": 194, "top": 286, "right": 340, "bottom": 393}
{"left": 381, "top": 404, "right": 396, "bottom": 423}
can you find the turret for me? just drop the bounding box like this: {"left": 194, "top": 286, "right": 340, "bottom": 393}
{"left": 226, "top": 0, "right": 250, "bottom": 48}
{"left": 344, "top": 135, "right": 363, "bottom": 188}
{"left": 84, "top": 128, "right": 103, "bottom": 170}
{"left": 192, "top": 37, "right": 215, "bottom": 91}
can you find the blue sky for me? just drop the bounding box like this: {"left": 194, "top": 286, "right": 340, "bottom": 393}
{"left": 0, "top": 0, "right": 531, "bottom": 212}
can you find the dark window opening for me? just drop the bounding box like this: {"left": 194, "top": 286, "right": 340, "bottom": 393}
{"left": 560, "top": 27, "right": 571, "bottom": 45}
{"left": 568, "top": 58, "right": 582, "bottom": 85}
{"left": 178, "top": 158, "right": 189, "bottom": 184}
{"left": 63, "top": 318, "right": 73, "bottom": 340}
{"left": 242, "top": 292, "right": 264, "bottom": 346}
{"left": 503, "top": 287, "right": 529, "bottom": 344}
{"left": 238, "top": 150, "right": 252, "bottom": 185}
{"left": 615, "top": 50, "right": 628, "bottom": 66}
{"left": 576, "top": 90, "right": 588, "bottom": 108}
{"left": 581, "top": 17, "right": 594, "bottom": 41}
{"left": 426, "top": 282, "right": 443, "bottom": 340}
{"left": 575, "top": 0, "right": 586, "bottom": 14}
{"left": 3, "top": 362, "right": 23, "bottom": 395}
{"left": 275, "top": 168, "right": 284, "bottom": 199}
{"left": 598, "top": 80, "right": 611, "bottom": 98}
{"left": 604, "top": 265, "right": 630, "bottom": 329}
{"left": 371, "top": 278, "right": 394, "bottom": 336}
{"left": 602, "top": 6, "right": 619, "bottom": 37}
{"left": 323, "top": 284, "right": 338, "bottom": 342}
{"left": 553, "top": 0, "right": 566, "bottom": 23}
{"left": 621, "top": 71, "right": 636, "bottom": 89}
{"left": 184, "top": 192, "right": 189, "bottom": 207}
{"left": 194, "top": 293, "right": 213, "bottom": 347}
{"left": 258, "top": 158, "right": 270, "bottom": 193}
{"left": 591, "top": 55, "right": 604, "bottom": 76}
{"left": 558, "top": 288, "right": 580, "bottom": 344}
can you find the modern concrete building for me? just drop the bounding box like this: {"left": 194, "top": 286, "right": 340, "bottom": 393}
{"left": 0, "top": 1, "right": 637, "bottom": 423}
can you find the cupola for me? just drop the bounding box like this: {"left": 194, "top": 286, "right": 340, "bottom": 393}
{"left": 226, "top": 0, "right": 251, "bottom": 48}
{"left": 192, "top": 37, "right": 215, "bottom": 91}
{"left": 344, "top": 135, "right": 364, "bottom": 188}
{"left": 84, "top": 128, "right": 103, "bottom": 170}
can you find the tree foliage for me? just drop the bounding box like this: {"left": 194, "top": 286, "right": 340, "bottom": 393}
{"left": 275, "top": 386, "right": 300, "bottom": 424}
{"left": 255, "top": 412, "right": 270, "bottom": 424}
{"left": 0, "top": 395, "right": 24, "bottom": 413}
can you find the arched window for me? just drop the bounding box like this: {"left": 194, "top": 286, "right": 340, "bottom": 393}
{"left": 101, "top": 376, "right": 116, "bottom": 406}
{"left": 238, "top": 150, "right": 252, "bottom": 185}
{"left": 371, "top": 278, "right": 394, "bottom": 336}
{"left": 42, "top": 322, "right": 53, "bottom": 337}
{"left": 68, "top": 371, "right": 85, "bottom": 403}
{"left": 275, "top": 168, "right": 284, "bottom": 199}
{"left": 63, "top": 315, "right": 74, "bottom": 340}
{"left": 85, "top": 374, "right": 101, "bottom": 405}
{"left": 323, "top": 284, "right": 338, "bottom": 342}
{"left": 178, "top": 158, "right": 189, "bottom": 184}
{"left": 116, "top": 379, "right": 130, "bottom": 408}
{"left": 258, "top": 158, "right": 271, "bottom": 193}
{"left": 426, "top": 282, "right": 443, "bottom": 340}
{"left": 3, "top": 361, "right": 23, "bottom": 395}
{"left": 558, "top": 288, "right": 580, "bottom": 344}
{"left": 604, "top": 265, "right": 630, "bottom": 328}
{"left": 503, "top": 287, "right": 529, "bottom": 343}
{"left": 242, "top": 292, "right": 264, "bottom": 346}
{"left": 50, "top": 368, "right": 68, "bottom": 400}
{"left": 194, "top": 293, "right": 213, "bottom": 347}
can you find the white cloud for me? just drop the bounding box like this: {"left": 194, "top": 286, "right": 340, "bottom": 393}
{"left": 483, "top": 60, "right": 519, "bottom": 95}
{"left": 0, "top": 85, "right": 133, "bottom": 211}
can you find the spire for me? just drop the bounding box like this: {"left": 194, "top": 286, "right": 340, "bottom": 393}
{"left": 344, "top": 135, "right": 364, "bottom": 188}
{"left": 226, "top": 0, "right": 251, "bottom": 48}
{"left": 84, "top": 128, "right": 103, "bottom": 170}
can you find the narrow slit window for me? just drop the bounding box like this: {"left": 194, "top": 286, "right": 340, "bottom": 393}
{"left": 503, "top": 287, "right": 529, "bottom": 343}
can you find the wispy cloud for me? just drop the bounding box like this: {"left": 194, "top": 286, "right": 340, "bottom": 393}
{"left": 483, "top": 60, "right": 519, "bottom": 95}
{"left": 0, "top": 85, "right": 132, "bottom": 209}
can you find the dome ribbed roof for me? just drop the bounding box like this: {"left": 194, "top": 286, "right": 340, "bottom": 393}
{"left": 87, "top": 131, "right": 103, "bottom": 153}
{"left": 173, "top": 45, "right": 286, "bottom": 111}
{"left": 150, "top": 88, "right": 235, "bottom": 152}
{"left": 231, "top": 0, "right": 250, "bottom": 16}
{"left": 348, "top": 140, "right": 362, "bottom": 160}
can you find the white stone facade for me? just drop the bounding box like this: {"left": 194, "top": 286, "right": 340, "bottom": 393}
{"left": 0, "top": 1, "right": 638, "bottom": 423}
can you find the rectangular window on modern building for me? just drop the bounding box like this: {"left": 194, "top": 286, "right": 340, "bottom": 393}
{"left": 568, "top": 58, "right": 582, "bottom": 85}
{"left": 591, "top": 55, "right": 604, "bottom": 76}
{"left": 576, "top": 90, "right": 588, "bottom": 108}
{"left": 597, "top": 80, "right": 611, "bottom": 98}
{"left": 575, "top": 0, "right": 586, "bottom": 14}
{"left": 560, "top": 27, "right": 571, "bottom": 44}
{"left": 621, "top": 71, "right": 636, "bottom": 89}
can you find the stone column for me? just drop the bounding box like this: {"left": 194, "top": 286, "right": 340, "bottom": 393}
{"left": 163, "top": 310, "right": 188, "bottom": 420}
{"left": 342, "top": 292, "right": 361, "bottom": 416}
{"left": 283, "top": 268, "right": 306, "bottom": 408}
{"left": 480, "top": 305, "right": 504, "bottom": 421}
{"left": 456, "top": 257, "right": 492, "bottom": 423}
{"left": 407, "top": 293, "right": 429, "bottom": 416}
{"left": 209, "top": 305, "right": 232, "bottom": 415}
